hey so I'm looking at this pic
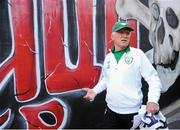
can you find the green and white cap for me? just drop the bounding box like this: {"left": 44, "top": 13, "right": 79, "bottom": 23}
{"left": 112, "top": 20, "right": 134, "bottom": 32}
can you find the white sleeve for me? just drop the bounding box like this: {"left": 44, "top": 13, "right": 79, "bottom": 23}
{"left": 139, "top": 50, "right": 162, "bottom": 104}
{"left": 92, "top": 65, "right": 107, "bottom": 94}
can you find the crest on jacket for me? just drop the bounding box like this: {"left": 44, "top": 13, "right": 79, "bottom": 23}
{"left": 125, "top": 56, "right": 133, "bottom": 64}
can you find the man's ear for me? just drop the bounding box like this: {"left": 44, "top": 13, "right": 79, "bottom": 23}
{"left": 111, "top": 32, "right": 115, "bottom": 40}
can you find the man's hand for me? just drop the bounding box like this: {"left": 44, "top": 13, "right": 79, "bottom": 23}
{"left": 82, "top": 88, "right": 97, "bottom": 101}
{"left": 146, "top": 102, "right": 160, "bottom": 114}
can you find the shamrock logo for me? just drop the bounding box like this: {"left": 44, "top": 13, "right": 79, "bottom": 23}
{"left": 125, "top": 56, "right": 133, "bottom": 64}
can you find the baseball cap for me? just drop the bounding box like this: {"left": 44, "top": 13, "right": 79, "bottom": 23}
{"left": 112, "top": 20, "right": 134, "bottom": 32}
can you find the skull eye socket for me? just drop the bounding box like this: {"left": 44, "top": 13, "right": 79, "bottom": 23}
{"left": 166, "top": 7, "right": 179, "bottom": 29}
{"left": 151, "top": 3, "right": 160, "bottom": 21}
{"left": 157, "top": 18, "right": 165, "bottom": 45}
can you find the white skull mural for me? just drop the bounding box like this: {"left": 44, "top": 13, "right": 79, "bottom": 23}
{"left": 116, "top": 0, "right": 180, "bottom": 92}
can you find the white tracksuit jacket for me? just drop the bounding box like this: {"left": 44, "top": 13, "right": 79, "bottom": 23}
{"left": 93, "top": 47, "right": 162, "bottom": 114}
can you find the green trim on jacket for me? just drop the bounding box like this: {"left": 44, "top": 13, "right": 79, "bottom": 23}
{"left": 111, "top": 45, "right": 130, "bottom": 63}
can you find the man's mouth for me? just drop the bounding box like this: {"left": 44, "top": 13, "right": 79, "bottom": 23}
{"left": 121, "top": 39, "right": 127, "bottom": 42}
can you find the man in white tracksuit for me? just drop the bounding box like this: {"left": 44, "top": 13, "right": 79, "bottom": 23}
{"left": 83, "top": 20, "right": 162, "bottom": 128}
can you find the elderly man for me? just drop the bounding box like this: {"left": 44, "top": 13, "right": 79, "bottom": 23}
{"left": 83, "top": 20, "right": 162, "bottom": 129}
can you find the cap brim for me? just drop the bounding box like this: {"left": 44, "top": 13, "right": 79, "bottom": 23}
{"left": 119, "top": 27, "right": 134, "bottom": 31}
{"left": 113, "top": 27, "right": 134, "bottom": 32}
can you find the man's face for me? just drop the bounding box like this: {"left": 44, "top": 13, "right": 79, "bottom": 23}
{"left": 111, "top": 29, "right": 131, "bottom": 50}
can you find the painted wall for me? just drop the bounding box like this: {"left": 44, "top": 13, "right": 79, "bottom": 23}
{"left": 0, "top": 0, "right": 179, "bottom": 129}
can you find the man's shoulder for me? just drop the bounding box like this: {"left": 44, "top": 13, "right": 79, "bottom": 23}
{"left": 105, "top": 53, "right": 112, "bottom": 59}
{"left": 104, "top": 52, "right": 114, "bottom": 61}
{"left": 130, "top": 47, "right": 144, "bottom": 53}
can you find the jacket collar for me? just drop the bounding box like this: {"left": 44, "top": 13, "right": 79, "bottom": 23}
{"left": 111, "top": 45, "right": 130, "bottom": 53}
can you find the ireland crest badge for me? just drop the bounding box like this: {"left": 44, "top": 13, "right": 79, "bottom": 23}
{"left": 125, "top": 56, "right": 133, "bottom": 64}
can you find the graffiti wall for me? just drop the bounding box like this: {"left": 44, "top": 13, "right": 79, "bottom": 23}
{"left": 0, "top": 0, "right": 179, "bottom": 129}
